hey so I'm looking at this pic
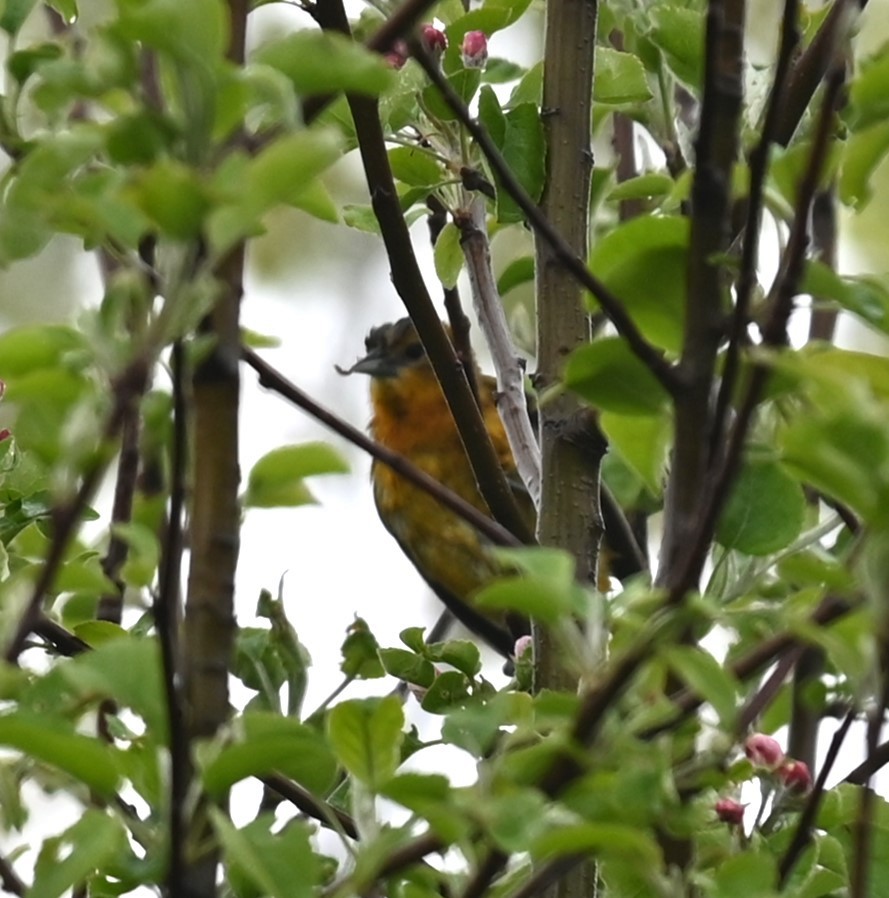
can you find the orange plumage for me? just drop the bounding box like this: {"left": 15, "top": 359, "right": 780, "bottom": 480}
{"left": 349, "top": 318, "right": 530, "bottom": 657}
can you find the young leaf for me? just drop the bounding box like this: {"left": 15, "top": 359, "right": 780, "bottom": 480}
{"left": 326, "top": 696, "right": 404, "bottom": 788}
{"left": 31, "top": 810, "right": 128, "bottom": 898}
{"left": 587, "top": 216, "right": 689, "bottom": 351}
{"left": 201, "top": 713, "right": 337, "bottom": 797}
{"left": 565, "top": 337, "right": 671, "bottom": 415}
{"left": 594, "top": 47, "right": 653, "bottom": 104}
{"left": 716, "top": 460, "right": 806, "bottom": 556}
{"left": 434, "top": 221, "right": 463, "bottom": 289}
{"left": 256, "top": 31, "right": 394, "bottom": 97}
{"left": 244, "top": 442, "right": 349, "bottom": 509}
{"left": 212, "top": 812, "right": 318, "bottom": 898}
{"left": 0, "top": 713, "right": 121, "bottom": 798}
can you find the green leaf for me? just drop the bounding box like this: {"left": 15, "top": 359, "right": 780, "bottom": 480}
{"left": 342, "top": 203, "right": 381, "bottom": 234}
{"left": 7, "top": 43, "right": 63, "bottom": 85}
{"left": 422, "top": 67, "right": 482, "bottom": 121}
{"left": 428, "top": 639, "right": 481, "bottom": 677}
{"left": 498, "top": 102, "right": 545, "bottom": 223}
{"left": 716, "top": 459, "right": 806, "bottom": 556}
{"left": 0, "top": 713, "right": 121, "bottom": 797}
{"left": 202, "top": 713, "right": 337, "bottom": 797}
{"left": 209, "top": 130, "right": 343, "bottom": 253}
{"left": 599, "top": 411, "right": 670, "bottom": 496}
{"left": 497, "top": 255, "right": 534, "bottom": 296}
{"left": 531, "top": 822, "right": 662, "bottom": 865}
{"left": 446, "top": 0, "right": 533, "bottom": 43}
{"left": 662, "top": 646, "right": 738, "bottom": 725}
{"left": 131, "top": 160, "right": 211, "bottom": 240}
{"left": 0, "top": 325, "right": 87, "bottom": 379}
{"left": 848, "top": 46, "right": 889, "bottom": 131}
{"left": 608, "top": 173, "right": 674, "bottom": 202}
{"left": 587, "top": 215, "right": 689, "bottom": 351}
{"left": 340, "top": 618, "right": 385, "bottom": 679}
{"left": 420, "top": 670, "right": 471, "bottom": 713}
{"left": 382, "top": 772, "right": 451, "bottom": 810}
{"left": 783, "top": 409, "right": 889, "bottom": 525}
{"left": 113, "top": 522, "right": 161, "bottom": 588}
{"left": 840, "top": 120, "right": 889, "bottom": 211}
{"left": 244, "top": 442, "right": 349, "bottom": 509}
{"left": 388, "top": 146, "right": 445, "bottom": 187}
{"left": 115, "top": 0, "right": 225, "bottom": 67}
{"left": 712, "top": 851, "right": 777, "bottom": 898}
{"left": 594, "top": 47, "right": 653, "bottom": 104}
{"left": 31, "top": 810, "right": 128, "bottom": 898}
{"left": 0, "top": 0, "right": 37, "bottom": 34}
{"left": 326, "top": 696, "right": 404, "bottom": 787}
{"left": 802, "top": 260, "right": 889, "bottom": 334}
{"left": 565, "top": 337, "right": 671, "bottom": 415}
{"left": 484, "top": 548, "right": 589, "bottom": 626}
{"left": 256, "top": 31, "right": 394, "bottom": 97}
{"left": 649, "top": 6, "right": 704, "bottom": 89}
{"left": 212, "top": 812, "right": 318, "bottom": 898}
{"left": 433, "top": 221, "right": 463, "bottom": 289}
{"left": 59, "top": 637, "right": 167, "bottom": 738}
{"left": 379, "top": 648, "right": 437, "bottom": 687}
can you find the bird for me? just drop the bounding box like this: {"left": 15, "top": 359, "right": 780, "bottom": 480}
{"left": 342, "top": 317, "right": 531, "bottom": 659}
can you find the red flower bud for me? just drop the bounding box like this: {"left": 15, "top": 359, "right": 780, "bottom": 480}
{"left": 420, "top": 24, "right": 448, "bottom": 60}
{"left": 384, "top": 41, "right": 409, "bottom": 69}
{"left": 0, "top": 428, "right": 10, "bottom": 442}
{"left": 461, "top": 30, "right": 488, "bottom": 69}
{"left": 715, "top": 797, "right": 745, "bottom": 826}
{"left": 744, "top": 733, "right": 784, "bottom": 770}
{"left": 779, "top": 759, "right": 812, "bottom": 793}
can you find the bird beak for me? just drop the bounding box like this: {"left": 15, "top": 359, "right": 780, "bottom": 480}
{"left": 334, "top": 347, "right": 391, "bottom": 378}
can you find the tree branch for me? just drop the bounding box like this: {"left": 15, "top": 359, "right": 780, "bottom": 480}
{"left": 242, "top": 347, "right": 521, "bottom": 548}
{"left": 4, "top": 357, "right": 150, "bottom": 663}
{"left": 457, "top": 198, "right": 541, "bottom": 506}
{"left": 710, "top": 0, "right": 800, "bottom": 464}
{"left": 410, "top": 43, "right": 679, "bottom": 395}
{"left": 664, "top": 63, "right": 845, "bottom": 606}
{"left": 657, "top": 0, "right": 745, "bottom": 590}
{"left": 778, "top": 709, "right": 856, "bottom": 887}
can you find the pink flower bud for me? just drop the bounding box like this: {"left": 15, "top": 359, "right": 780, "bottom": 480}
{"left": 384, "top": 40, "right": 409, "bottom": 69}
{"left": 514, "top": 635, "right": 533, "bottom": 660}
{"left": 420, "top": 24, "right": 448, "bottom": 61}
{"left": 715, "top": 797, "right": 745, "bottom": 826}
{"left": 779, "top": 759, "right": 812, "bottom": 793}
{"left": 461, "top": 31, "right": 488, "bottom": 69}
{"left": 744, "top": 733, "right": 784, "bottom": 770}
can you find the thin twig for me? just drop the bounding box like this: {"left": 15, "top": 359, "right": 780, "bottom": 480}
{"left": 0, "top": 853, "right": 26, "bottom": 897}
{"left": 157, "top": 341, "right": 189, "bottom": 898}
{"left": 261, "top": 774, "right": 358, "bottom": 839}
{"left": 778, "top": 709, "right": 856, "bottom": 886}
{"left": 658, "top": 0, "right": 745, "bottom": 590}
{"left": 313, "top": 0, "right": 533, "bottom": 544}
{"left": 4, "top": 358, "right": 150, "bottom": 662}
{"left": 774, "top": 0, "right": 864, "bottom": 146}
{"left": 710, "top": 0, "right": 800, "bottom": 464}
{"left": 243, "top": 347, "right": 521, "bottom": 549}
{"left": 457, "top": 198, "right": 541, "bottom": 506}
{"left": 409, "top": 43, "right": 679, "bottom": 395}
{"left": 664, "top": 63, "right": 845, "bottom": 607}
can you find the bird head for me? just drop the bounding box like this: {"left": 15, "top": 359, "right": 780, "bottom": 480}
{"left": 339, "top": 318, "right": 431, "bottom": 380}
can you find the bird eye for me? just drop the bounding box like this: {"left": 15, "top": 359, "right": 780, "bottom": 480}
{"left": 403, "top": 342, "right": 425, "bottom": 361}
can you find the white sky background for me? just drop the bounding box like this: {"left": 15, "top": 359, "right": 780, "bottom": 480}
{"left": 2, "top": 0, "right": 889, "bottom": 878}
